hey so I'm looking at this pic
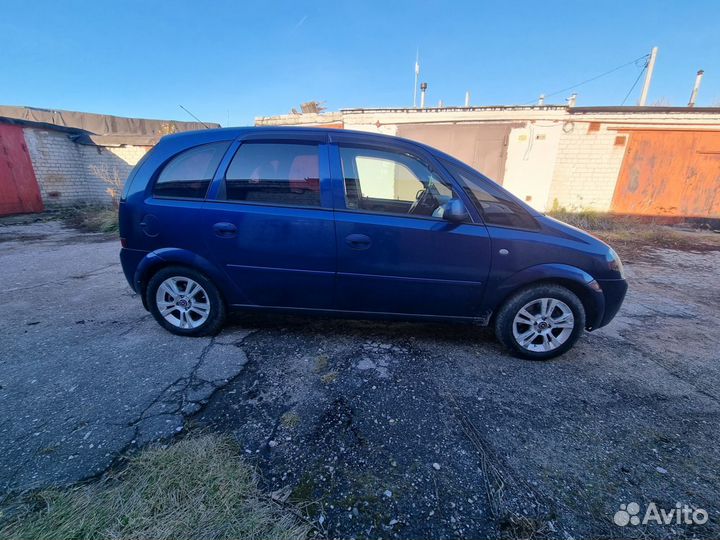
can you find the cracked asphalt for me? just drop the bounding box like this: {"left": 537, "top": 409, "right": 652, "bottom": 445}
{"left": 2, "top": 220, "right": 720, "bottom": 539}
{"left": 1, "top": 221, "right": 251, "bottom": 492}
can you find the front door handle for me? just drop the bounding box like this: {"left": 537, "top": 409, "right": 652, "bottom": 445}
{"left": 345, "top": 233, "right": 371, "bottom": 250}
{"left": 213, "top": 222, "right": 237, "bottom": 238}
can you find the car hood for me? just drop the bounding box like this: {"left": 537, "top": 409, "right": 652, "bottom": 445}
{"left": 537, "top": 214, "right": 611, "bottom": 252}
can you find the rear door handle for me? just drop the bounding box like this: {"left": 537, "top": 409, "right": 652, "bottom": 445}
{"left": 345, "top": 233, "right": 371, "bottom": 250}
{"left": 213, "top": 222, "right": 237, "bottom": 238}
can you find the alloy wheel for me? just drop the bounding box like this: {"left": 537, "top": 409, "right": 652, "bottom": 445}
{"left": 155, "top": 276, "right": 211, "bottom": 329}
{"left": 511, "top": 297, "right": 575, "bottom": 353}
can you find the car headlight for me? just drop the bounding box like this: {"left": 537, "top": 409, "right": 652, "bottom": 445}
{"left": 607, "top": 247, "right": 625, "bottom": 277}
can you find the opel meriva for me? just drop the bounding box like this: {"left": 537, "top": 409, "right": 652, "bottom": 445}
{"left": 119, "top": 127, "right": 627, "bottom": 360}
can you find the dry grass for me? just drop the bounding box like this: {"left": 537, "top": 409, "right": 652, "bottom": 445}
{"left": 89, "top": 164, "right": 124, "bottom": 208}
{"left": 547, "top": 210, "right": 720, "bottom": 259}
{"left": 59, "top": 205, "right": 119, "bottom": 234}
{"left": 546, "top": 209, "right": 640, "bottom": 232}
{"left": 0, "top": 435, "right": 309, "bottom": 540}
{"left": 320, "top": 372, "right": 338, "bottom": 384}
{"left": 281, "top": 412, "right": 301, "bottom": 429}
{"left": 313, "top": 355, "right": 329, "bottom": 373}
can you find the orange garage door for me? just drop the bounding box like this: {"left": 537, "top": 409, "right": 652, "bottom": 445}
{"left": 611, "top": 130, "right": 720, "bottom": 218}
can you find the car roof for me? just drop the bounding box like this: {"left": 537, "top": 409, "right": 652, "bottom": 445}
{"left": 161, "top": 125, "right": 435, "bottom": 151}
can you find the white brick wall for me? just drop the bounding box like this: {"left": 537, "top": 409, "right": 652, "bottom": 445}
{"left": 23, "top": 127, "right": 148, "bottom": 206}
{"left": 547, "top": 122, "right": 627, "bottom": 212}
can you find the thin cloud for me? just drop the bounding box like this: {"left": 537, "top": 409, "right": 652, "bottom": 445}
{"left": 293, "top": 15, "right": 308, "bottom": 31}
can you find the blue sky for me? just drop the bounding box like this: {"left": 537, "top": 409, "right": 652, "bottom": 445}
{"left": 2, "top": 0, "right": 719, "bottom": 125}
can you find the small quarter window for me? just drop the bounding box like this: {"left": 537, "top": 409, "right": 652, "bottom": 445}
{"left": 153, "top": 142, "right": 230, "bottom": 199}
{"left": 225, "top": 143, "right": 321, "bottom": 207}
{"left": 442, "top": 159, "right": 538, "bottom": 229}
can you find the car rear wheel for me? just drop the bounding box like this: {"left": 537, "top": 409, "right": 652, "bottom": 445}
{"left": 146, "top": 266, "right": 226, "bottom": 337}
{"left": 494, "top": 284, "right": 585, "bottom": 360}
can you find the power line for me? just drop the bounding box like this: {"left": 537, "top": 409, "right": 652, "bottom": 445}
{"left": 621, "top": 59, "right": 650, "bottom": 105}
{"left": 524, "top": 53, "right": 651, "bottom": 105}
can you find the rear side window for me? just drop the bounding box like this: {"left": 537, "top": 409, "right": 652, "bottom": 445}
{"left": 224, "top": 143, "right": 321, "bottom": 207}
{"left": 442, "top": 160, "right": 538, "bottom": 229}
{"left": 153, "top": 142, "right": 230, "bottom": 199}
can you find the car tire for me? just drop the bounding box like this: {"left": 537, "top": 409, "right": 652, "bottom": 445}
{"left": 146, "top": 266, "right": 226, "bottom": 337}
{"left": 494, "top": 284, "right": 586, "bottom": 360}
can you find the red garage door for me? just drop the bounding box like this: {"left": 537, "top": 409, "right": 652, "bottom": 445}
{"left": 0, "top": 124, "right": 44, "bottom": 216}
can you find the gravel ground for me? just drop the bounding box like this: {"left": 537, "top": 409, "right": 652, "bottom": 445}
{"left": 2, "top": 220, "right": 719, "bottom": 539}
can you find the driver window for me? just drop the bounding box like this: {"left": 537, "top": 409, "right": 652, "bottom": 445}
{"left": 340, "top": 146, "right": 456, "bottom": 218}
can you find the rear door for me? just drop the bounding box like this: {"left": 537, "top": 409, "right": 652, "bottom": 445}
{"left": 328, "top": 135, "right": 492, "bottom": 318}
{"left": 204, "top": 132, "right": 336, "bottom": 309}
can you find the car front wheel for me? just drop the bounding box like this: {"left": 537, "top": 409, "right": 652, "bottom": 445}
{"left": 146, "top": 266, "right": 226, "bottom": 337}
{"left": 494, "top": 284, "right": 586, "bottom": 360}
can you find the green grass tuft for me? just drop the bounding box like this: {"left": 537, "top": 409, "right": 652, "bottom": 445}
{"left": 0, "top": 435, "right": 309, "bottom": 540}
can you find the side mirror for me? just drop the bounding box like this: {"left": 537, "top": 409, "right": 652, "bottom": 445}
{"left": 442, "top": 198, "right": 470, "bottom": 223}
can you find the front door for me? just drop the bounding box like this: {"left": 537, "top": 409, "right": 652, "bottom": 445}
{"left": 330, "top": 140, "right": 492, "bottom": 318}
{"left": 204, "top": 136, "right": 336, "bottom": 309}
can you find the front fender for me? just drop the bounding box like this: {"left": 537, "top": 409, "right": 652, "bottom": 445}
{"left": 486, "top": 263, "right": 605, "bottom": 329}
{"left": 133, "top": 248, "right": 237, "bottom": 309}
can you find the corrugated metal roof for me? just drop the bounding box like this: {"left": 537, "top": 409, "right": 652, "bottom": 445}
{"left": 0, "top": 105, "right": 220, "bottom": 146}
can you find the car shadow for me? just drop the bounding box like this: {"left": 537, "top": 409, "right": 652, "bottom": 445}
{"left": 225, "top": 310, "right": 497, "bottom": 347}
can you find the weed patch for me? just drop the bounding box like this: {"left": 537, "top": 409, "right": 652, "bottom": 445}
{"left": 0, "top": 435, "right": 309, "bottom": 540}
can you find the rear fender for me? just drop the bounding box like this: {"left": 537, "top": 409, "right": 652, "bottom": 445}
{"left": 133, "top": 248, "right": 240, "bottom": 309}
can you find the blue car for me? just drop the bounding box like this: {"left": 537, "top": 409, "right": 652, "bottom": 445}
{"left": 119, "top": 127, "right": 627, "bottom": 360}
